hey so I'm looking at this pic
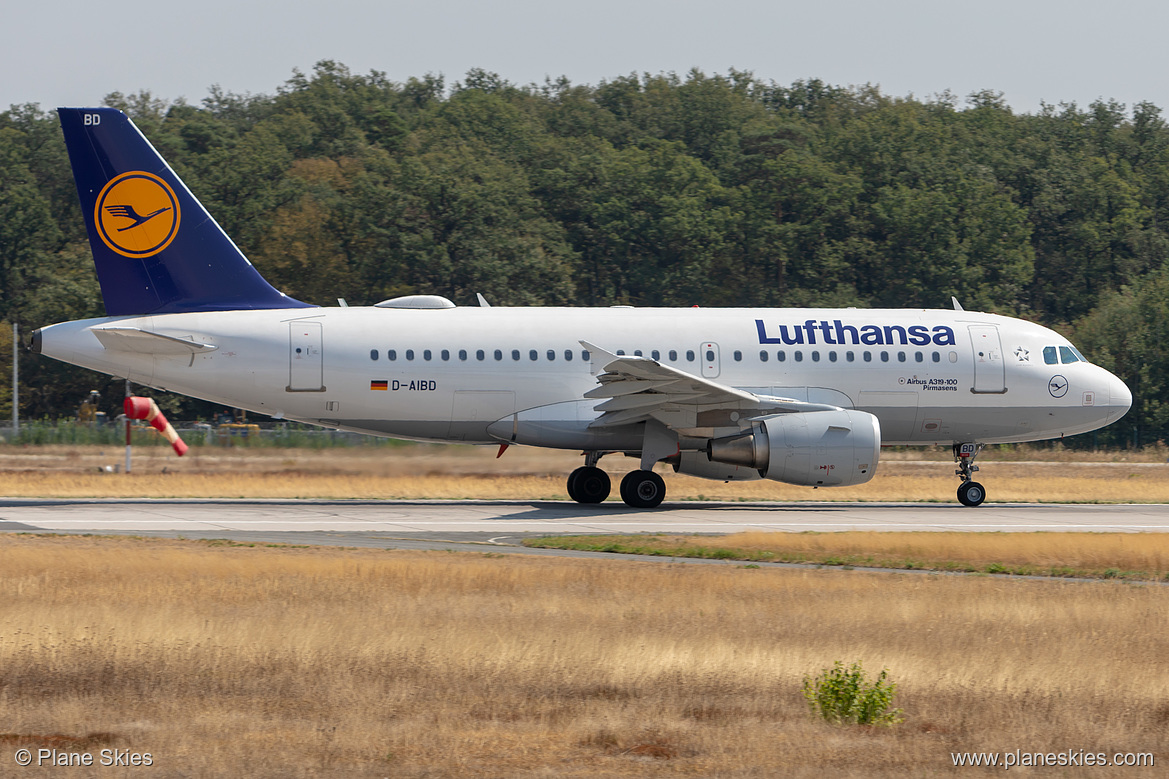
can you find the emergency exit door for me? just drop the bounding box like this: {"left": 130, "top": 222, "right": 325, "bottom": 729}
{"left": 700, "top": 342, "right": 721, "bottom": 378}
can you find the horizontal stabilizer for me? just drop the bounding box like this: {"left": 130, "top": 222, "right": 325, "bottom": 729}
{"left": 91, "top": 327, "right": 218, "bottom": 355}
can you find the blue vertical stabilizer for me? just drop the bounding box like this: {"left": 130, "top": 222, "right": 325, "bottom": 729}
{"left": 57, "top": 107, "right": 312, "bottom": 315}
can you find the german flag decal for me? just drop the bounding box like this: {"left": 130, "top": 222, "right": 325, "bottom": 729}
{"left": 370, "top": 380, "right": 388, "bottom": 391}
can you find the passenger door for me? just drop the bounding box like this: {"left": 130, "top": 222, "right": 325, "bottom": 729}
{"left": 287, "top": 321, "right": 325, "bottom": 392}
{"left": 969, "top": 325, "right": 1005, "bottom": 394}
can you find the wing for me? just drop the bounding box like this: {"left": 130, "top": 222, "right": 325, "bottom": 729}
{"left": 581, "top": 340, "right": 840, "bottom": 435}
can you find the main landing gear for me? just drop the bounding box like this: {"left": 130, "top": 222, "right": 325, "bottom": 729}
{"left": 619, "top": 469, "right": 666, "bottom": 509}
{"left": 567, "top": 451, "right": 611, "bottom": 504}
{"left": 566, "top": 465, "right": 610, "bottom": 504}
{"left": 566, "top": 453, "right": 666, "bottom": 509}
{"left": 954, "top": 442, "right": 986, "bottom": 507}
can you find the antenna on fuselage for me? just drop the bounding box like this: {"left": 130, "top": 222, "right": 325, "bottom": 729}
{"left": 951, "top": 296, "right": 964, "bottom": 311}
{"left": 476, "top": 293, "right": 491, "bottom": 308}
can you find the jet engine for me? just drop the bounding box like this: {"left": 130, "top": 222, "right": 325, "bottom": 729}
{"left": 671, "top": 451, "right": 762, "bottom": 481}
{"left": 706, "top": 409, "right": 880, "bottom": 487}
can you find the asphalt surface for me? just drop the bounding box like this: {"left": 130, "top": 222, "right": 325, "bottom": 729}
{"left": 2, "top": 499, "right": 1168, "bottom": 559}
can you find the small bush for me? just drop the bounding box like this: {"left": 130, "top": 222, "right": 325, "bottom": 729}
{"left": 802, "top": 661, "right": 903, "bottom": 726}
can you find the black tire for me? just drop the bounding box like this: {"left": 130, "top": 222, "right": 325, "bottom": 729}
{"left": 619, "top": 470, "right": 666, "bottom": 509}
{"left": 568, "top": 466, "right": 610, "bottom": 504}
{"left": 957, "top": 481, "right": 986, "bottom": 507}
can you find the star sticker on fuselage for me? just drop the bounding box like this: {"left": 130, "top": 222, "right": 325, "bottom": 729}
{"left": 1014, "top": 347, "right": 1030, "bottom": 361}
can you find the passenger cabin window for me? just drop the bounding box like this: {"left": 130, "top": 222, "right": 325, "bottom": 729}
{"left": 1044, "top": 346, "right": 1058, "bottom": 365}
{"left": 582, "top": 350, "right": 590, "bottom": 361}
{"left": 423, "top": 349, "right": 432, "bottom": 361}
{"left": 370, "top": 349, "right": 378, "bottom": 361}
{"left": 686, "top": 350, "right": 695, "bottom": 361}
{"left": 564, "top": 350, "right": 573, "bottom": 361}
{"left": 759, "top": 350, "right": 769, "bottom": 362}
{"left": 634, "top": 350, "right": 643, "bottom": 357}
{"left": 529, "top": 349, "right": 538, "bottom": 361}
{"left": 811, "top": 351, "right": 820, "bottom": 362}
{"left": 547, "top": 350, "right": 556, "bottom": 361}
{"left": 441, "top": 349, "right": 450, "bottom": 361}
{"left": 846, "top": 351, "right": 855, "bottom": 362}
{"left": 778, "top": 351, "right": 786, "bottom": 362}
{"left": 669, "top": 350, "right": 678, "bottom": 361}
{"left": 794, "top": 351, "right": 803, "bottom": 362}
{"left": 459, "top": 349, "right": 468, "bottom": 361}
{"left": 915, "top": 352, "right": 924, "bottom": 363}
{"left": 829, "top": 351, "right": 838, "bottom": 363}
{"left": 932, "top": 351, "right": 940, "bottom": 363}
{"left": 388, "top": 349, "right": 397, "bottom": 361}
{"left": 494, "top": 349, "right": 503, "bottom": 361}
{"left": 406, "top": 349, "right": 415, "bottom": 361}
{"left": 512, "top": 350, "right": 521, "bottom": 361}
{"left": 476, "top": 349, "right": 485, "bottom": 361}
{"left": 863, "top": 352, "right": 872, "bottom": 362}
{"left": 651, "top": 350, "right": 660, "bottom": 360}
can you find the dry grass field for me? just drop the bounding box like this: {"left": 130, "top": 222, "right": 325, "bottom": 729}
{"left": 3, "top": 443, "right": 1169, "bottom": 502}
{"left": 0, "top": 534, "right": 1165, "bottom": 777}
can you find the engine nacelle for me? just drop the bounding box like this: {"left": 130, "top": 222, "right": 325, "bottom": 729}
{"left": 671, "top": 451, "right": 762, "bottom": 481}
{"left": 707, "top": 409, "right": 880, "bottom": 487}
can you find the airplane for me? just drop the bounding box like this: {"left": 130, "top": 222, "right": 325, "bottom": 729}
{"left": 32, "top": 107, "right": 1132, "bottom": 508}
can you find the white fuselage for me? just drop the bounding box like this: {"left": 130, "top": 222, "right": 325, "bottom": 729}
{"left": 37, "top": 306, "right": 1131, "bottom": 450}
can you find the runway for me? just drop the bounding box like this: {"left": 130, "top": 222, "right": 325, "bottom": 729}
{"left": 3, "top": 498, "right": 1168, "bottom": 546}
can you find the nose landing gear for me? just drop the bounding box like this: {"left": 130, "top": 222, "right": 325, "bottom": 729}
{"left": 954, "top": 442, "right": 986, "bottom": 507}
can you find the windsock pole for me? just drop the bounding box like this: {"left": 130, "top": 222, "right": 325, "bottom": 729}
{"left": 124, "top": 381, "right": 132, "bottom": 474}
{"left": 123, "top": 396, "right": 189, "bottom": 457}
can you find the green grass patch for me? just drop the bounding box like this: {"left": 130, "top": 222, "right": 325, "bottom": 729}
{"left": 522, "top": 534, "right": 1166, "bottom": 581}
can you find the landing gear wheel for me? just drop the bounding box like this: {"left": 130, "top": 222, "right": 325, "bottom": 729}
{"left": 619, "top": 470, "right": 666, "bottom": 509}
{"left": 957, "top": 481, "right": 986, "bottom": 507}
{"left": 567, "top": 466, "right": 610, "bottom": 504}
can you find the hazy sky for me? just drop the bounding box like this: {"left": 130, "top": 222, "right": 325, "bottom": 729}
{"left": 4, "top": 0, "right": 1166, "bottom": 115}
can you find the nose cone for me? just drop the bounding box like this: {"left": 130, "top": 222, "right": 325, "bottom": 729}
{"left": 1108, "top": 371, "right": 1133, "bottom": 421}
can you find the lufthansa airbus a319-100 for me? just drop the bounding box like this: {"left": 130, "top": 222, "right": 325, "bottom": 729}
{"left": 33, "top": 108, "right": 1132, "bottom": 508}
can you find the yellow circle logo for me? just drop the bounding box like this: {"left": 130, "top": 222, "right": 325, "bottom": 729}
{"left": 94, "top": 171, "right": 181, "bottom": 258}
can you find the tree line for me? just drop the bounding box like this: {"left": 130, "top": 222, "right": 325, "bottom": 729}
{"left": 0, "top": 62, "right": 1165, "bottom": 446}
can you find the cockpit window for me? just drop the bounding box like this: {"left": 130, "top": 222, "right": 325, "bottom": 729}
{"left": 1043, "top": 346, "right": 1058, "bottom": 365}
{"left": 1059, "top": 346, "right": 1080, "bottom": 364}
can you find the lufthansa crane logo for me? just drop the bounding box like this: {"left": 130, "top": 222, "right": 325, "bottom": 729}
{"left": 94, "top": 171, "right": 180, "bottom": 258}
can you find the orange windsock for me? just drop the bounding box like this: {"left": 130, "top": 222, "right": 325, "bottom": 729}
{"left": 123, "top": 396, "right": 188, "bottom": 456}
